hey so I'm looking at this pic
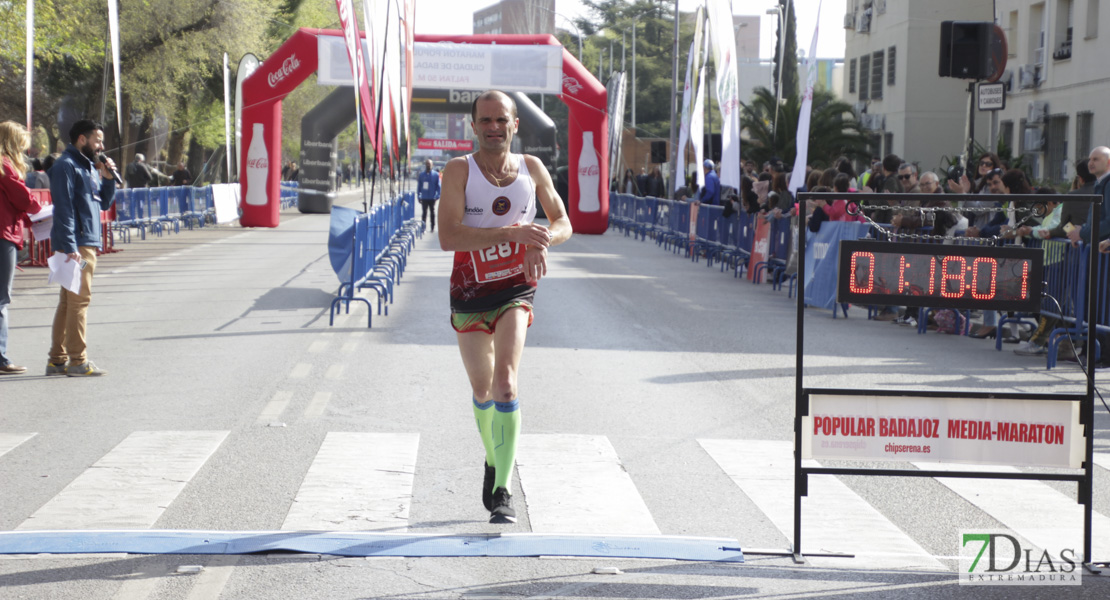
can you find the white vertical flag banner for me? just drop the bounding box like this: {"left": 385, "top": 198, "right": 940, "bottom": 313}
{"left": 223, "top": 53, "right": 232, "bottom": 183}
{"left": 400, "top": 0, "right": 415, "bottom": 157}
{"left": 388, "top": 0, "right": 403, "bottom": 162}
{"left": 25, "top": 0, "right": 34, "bottom": 132}
{"left": 691, "top": 29, "right": 710, "bottom": 190}
{"left": 705, "top": 0, "right": 742, "bottom": 190}
{"left": 789, "top": 1, "right": 822, "bottom": 195}
{"left": 107, "top": 0, "right": 122, "bottom": 131}
{"left": 235, "top": 53, "right": 260, "bottom": 180}
{"left": 676, "top": 7, "right": 704, "bottom": 194}
{"left": 365, "top": 0, "right": 390, "bottom": 167}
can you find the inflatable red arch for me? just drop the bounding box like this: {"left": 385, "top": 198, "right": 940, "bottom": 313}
{"left": 239, "top": 28, "right": 609, "bottom": 234}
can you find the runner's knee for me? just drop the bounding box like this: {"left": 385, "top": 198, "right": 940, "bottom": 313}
{"left": 492, "top": 376, "right": 516, "bottom": 403}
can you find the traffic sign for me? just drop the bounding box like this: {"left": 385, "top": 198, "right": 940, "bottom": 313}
{"left": 978, "top": 82, "right": 1006, "bottom": 111}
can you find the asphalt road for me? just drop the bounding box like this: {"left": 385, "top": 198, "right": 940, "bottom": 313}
{"left": 1, "top": 189, "right": 1108, "bottom": 599}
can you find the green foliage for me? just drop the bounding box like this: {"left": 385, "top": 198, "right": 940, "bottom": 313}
{"left": 577, "top": 0, "right": 692, "bottom": 138}
{"left": 740, "top": 86, "right": 870, "bottom": 168}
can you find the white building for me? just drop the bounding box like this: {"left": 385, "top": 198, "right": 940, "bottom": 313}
{"left": 842, "top": 0, "right": 993, "bottom": 174}
{"left": 993, "top": 0, "right": 1108, "bottom": 184}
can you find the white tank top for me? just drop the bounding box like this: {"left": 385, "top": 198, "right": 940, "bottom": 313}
{"left": 462, "top": 153, "right": 536, "bottom": 228}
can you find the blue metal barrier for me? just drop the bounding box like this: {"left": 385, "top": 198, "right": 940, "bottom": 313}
{"left": 330, "top": 193, "right": 423, "bottom": 327}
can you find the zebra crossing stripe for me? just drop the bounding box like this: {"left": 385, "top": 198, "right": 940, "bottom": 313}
{"left": 700, "top": 439, "right": 945, "bottom": 570}
{"left": 282, "top": 432, "right": 419, "bottom": 532}
{"left": 0, "top": 433, "right": 36, "bottom": 459}
{"left": 1094, "top": 452, "right": 1110, "bottom": 471}
{"left": 515, "top": 434, "right": 660, "bottom": 535}
{"left": 17, "top": 431, "right": 228, "bottom": 530}
{"left": 913, "top": 462, "right": 1110, "bottom": 562}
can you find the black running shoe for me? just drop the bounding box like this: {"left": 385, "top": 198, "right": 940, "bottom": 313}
{"left": 489, "top": 487, "right": 516, "bottom": 524}
{"left": 482, "top": 462, "right": 495, "bottom": 511}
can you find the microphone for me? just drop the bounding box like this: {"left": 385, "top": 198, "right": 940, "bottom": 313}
{"left": 98, "top": 154, "right": 122, "bottom": 185}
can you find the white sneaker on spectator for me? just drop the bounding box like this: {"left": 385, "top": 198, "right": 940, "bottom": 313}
{"left": 1014, "top": 341, "right": 1046, "bottom": 356}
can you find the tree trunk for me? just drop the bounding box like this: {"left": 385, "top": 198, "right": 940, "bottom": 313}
{"left": 187, "top": 136, "right": 205, "bottom": 185}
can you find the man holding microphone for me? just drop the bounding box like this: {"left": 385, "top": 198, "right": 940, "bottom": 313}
{"left": 46, "top": 120, "right": 117, "bottom": 377}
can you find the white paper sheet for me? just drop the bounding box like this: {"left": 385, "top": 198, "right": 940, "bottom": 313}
{"left": 47, "top": 251, "right": 83, "bottom": 295}
{"left": 29, "top": 204, "right": 52, "bottom": 242}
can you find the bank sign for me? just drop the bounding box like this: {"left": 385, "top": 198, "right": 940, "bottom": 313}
{"left": 802, "top": 394, "right": 1083, "bottom": 468}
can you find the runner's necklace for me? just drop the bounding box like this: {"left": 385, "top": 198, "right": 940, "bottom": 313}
{"left": 480, "top": 155, "right": 515, "bottom": 187}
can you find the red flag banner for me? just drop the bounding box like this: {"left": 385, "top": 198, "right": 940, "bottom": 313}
{"left": 335, "top": 0, "right": 378, "bottom": 151}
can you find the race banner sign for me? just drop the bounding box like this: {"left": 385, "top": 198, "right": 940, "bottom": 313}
{"left": 317, "top": 36, "right": 562, "bottom": 94}
{"left": 802, "top": 394, "right": 1083, "bottom": 469}
{"left": 417, "top": 138, "right": 473, "bottom": 151}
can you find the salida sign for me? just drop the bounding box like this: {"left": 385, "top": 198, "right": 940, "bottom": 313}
{"left": 417, "top": 138, "right": 473, "bottom": 151}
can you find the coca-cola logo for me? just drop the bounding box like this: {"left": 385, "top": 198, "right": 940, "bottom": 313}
{"left": 268, "top": 54, "right": 301, "bottom": 88}
{"left": 247, "top": 157, "right": 268, "bottom": 169}
{"left": 562, "top": 75, "right": 583, "bottom": 95}
{"left": 578, "top": 165, "right": 599, "bottom": 177}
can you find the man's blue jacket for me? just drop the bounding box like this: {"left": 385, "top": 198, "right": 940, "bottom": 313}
{"left": 49, "top": 145, "right": 116, "bottom": 254}
{"left": 417, "top": 170, "right": 441, "bottom": 201}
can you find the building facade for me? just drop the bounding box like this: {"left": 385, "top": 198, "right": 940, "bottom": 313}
{"left": 993, "top": 0, "right": 1108, "bottom": 184}
{"left": 842, "top": 0, "right": 993, "bottom": 174}
{"left": 473, "top": 0, "right": 555, "bottom": 35}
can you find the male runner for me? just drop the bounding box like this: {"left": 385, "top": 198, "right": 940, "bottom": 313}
{"left": 438, "top": 90, "right": 572, "bottom": 523}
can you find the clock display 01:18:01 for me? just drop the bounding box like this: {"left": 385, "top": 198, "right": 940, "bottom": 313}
{"left": 835, "top": 240, "right": 1044, "bottom": 312}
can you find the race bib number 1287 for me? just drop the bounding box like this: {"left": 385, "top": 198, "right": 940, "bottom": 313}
{"left": 470, "top": 242, "right": 526, "bottom": 283}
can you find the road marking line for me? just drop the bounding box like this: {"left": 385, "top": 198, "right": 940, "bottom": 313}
{"left": 325, "top": 364, "right": 345, "bottom": 380}
{"left": 913, "top": 461, "right": 1110, "bottom": 562}
{"left": 110, "top": 561, "right": 172, "bottom": 600}
{"left": 18, "top": 431, "right": 229, "bottom": 530}
{"left": 303, "top": 392, "right": 332, "bottom": 419}
{"left": 308, "top": 340, "right": 328, "bottom": 353}
{"left": 282, "top": 432, "right": 419, "bottom": 532}
{"left": 701, "top": 439, "right": 944, "bottom": 570}
{"left": 1094, "top": 452, "right": 1110, "bottom": 471}
{"left": 257, "top": 391, "right": 294, "bottom": 424}
{"left": 183, "top": 555, "right": 240, "bottom": 600}
{"left": 516, "top": 434, "right": 660, "bottom": 535}
{"left": 289, "top": 363, "right": 311, "bottom": 379}
{"left": 0, "top": 433, "right": 36, "bottom": 459}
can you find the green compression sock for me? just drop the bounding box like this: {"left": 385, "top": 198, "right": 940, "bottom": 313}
{"left": 492, "top": 399, "right": 521, "bottom": 492}
{"left": 473, "top": 398, "right": 495, "bottom": 466}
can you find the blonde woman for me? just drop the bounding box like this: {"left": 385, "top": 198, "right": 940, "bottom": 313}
{"left": 0, "top": 121, "right": 44, "bottom": 374}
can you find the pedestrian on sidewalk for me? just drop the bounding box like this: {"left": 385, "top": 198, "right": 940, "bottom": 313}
{"left": 438, "top": 90, "right": 572, "bottom": 524}
{"left": 417, "top": 159, "right": 440, "bottom": 232}
{"left": 0, "top": 121, "right": 45, "bottom": 374}
{"left": 46, "top": 120, "right": 117, "bottom": 377}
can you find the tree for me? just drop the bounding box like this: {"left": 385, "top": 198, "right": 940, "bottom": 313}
{"left": 576, "top": 0, "right": 693, "bottom": 139}
{"left": 740, "top": 86, "right": 869, "bottom": 169}
{"left": 772, "top": 0, "right": 799, "bottom": 102}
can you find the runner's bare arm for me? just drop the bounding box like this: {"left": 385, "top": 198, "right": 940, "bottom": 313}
{"left": 526, "top": 155, "right": 572, "bottom": 246}
{"left": 438, "top": 156, "right": 553, "bottom": 252}
{"left": 520, "top": 155, "right": 573, "bottom": 282}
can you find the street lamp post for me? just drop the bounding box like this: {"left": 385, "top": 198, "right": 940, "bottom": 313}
{"left": 536, "top": 5, "right": 583, "bottom": 62}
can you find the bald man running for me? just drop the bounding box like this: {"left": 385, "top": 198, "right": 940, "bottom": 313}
{"left": 438, "top": 90, "right": 572, "bottom": 523}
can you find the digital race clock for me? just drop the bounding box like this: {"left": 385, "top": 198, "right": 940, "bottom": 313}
{"left": 836, "top": 240, "right": 1044, "bottom": 312}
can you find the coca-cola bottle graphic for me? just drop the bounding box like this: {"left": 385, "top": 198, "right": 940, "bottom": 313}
{"left": 577, "top": 131, "right": 601, "bottom": 213}
{"left": 245, "top": 123, "right": 268, "bottom": 206}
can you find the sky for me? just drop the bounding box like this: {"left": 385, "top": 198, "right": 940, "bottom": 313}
{"left": 414, "top": 0, "right": 848, "bottom": 60}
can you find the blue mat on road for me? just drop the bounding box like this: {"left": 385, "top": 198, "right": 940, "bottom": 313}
{"left": 0, "top": 530, "right": 743, "bottom": 562}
